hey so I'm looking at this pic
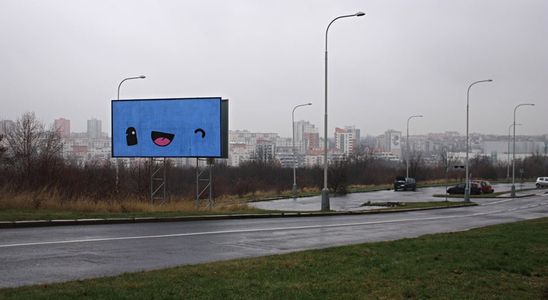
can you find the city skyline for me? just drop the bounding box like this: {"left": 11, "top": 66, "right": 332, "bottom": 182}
{"left": 4, "top": 114, "right": 547, "bottom": 140}
{"left": 2, "top": 115, "right": 544, "bottom": 168}
{"left": 1, "top": 1, "right": 546, "bottom": 137}
{"left": 0, "top": 114, "right": 543, "bottom": 142}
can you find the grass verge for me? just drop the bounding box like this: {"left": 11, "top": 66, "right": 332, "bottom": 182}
{"left": 1, "top": 217, "right": 546, "bottom": 299}
{"left": 0, "top": 189, "right": 265, "bottom": 222}
{"left": 0, "top": 185, "right": 475, "bottom": 222}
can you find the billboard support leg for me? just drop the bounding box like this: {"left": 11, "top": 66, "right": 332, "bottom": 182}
{"left": 196, "top": 158, "right": 214, "bottom": 209}
{"left": 150, "top": 157, "right": 167, "bottom": 204}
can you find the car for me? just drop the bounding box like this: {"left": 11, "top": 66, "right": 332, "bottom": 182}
{"left": 472, "top": 180, "right": 494, "bottom": 194}
{"left": 394, "top": 176, "right": 416, "bottom": 191}
{"left": 536, "top": 177, "right": 548, "bottom": 188}
{"left": 447, "top": 182, "right": 482, "bottom": 195}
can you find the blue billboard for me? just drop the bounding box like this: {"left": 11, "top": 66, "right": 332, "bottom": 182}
{"left": 112, "top": 97, "right": 228, "bottom": 158}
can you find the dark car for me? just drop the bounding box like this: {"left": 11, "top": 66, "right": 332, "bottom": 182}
{"left": 472, "top": 180, "right": 494, "bottom": 194}
{"left": 447, "top": 182, "right": 481, "bottom": 195}
{"left": 394, "top": 176, "right": 416, "bottom": 191}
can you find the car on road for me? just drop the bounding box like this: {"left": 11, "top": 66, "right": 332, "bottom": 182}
{"left": 472, "top": 180, "right": 494, "bottom": 194}
{"left": 536, "top": 177, "right": 548, "bottom": 188}
{"left": 394, "top": 176, "right": 416, "bottom": 191}
{"left": 447, "top": 182, "right": 482, "bottom": 195}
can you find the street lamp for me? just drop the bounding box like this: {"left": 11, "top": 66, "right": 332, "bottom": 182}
{"left": 406, "top": 115, "right": 423, "bottom": 178}
{"left": 117, "top": 75, "right": 146, "bottom": 100}
{"left": 322, "top": 11, "right": 365, "bottom": 211}
{"left": 507, "top": 123, "right": 521, "bottom": 179}
{"left": 292, "top": 102, "right": 312, "bottom": 198}
{"left": 511, "top": 103, "right": 534, "bottom": 197}
{"left": 115, "top": 75, "right": 146, "bottom": 192}
{"left": 465, "top": 79, "right": 492, "bottom": 202}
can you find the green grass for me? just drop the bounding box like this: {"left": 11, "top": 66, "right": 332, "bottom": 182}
{"left": 2, "top": 217, "right": 546, "bottom": 299}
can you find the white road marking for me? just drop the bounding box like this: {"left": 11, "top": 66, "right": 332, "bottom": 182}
{"left": 482, "top": 198, "right": 516, "bottom": 206}
{"left": 0, "top": 201, "right": 546, "bottom": 249}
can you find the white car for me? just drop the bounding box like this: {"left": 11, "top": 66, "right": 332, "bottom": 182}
{"left": 536, "top": 177, "right": 548, "bottom": 188}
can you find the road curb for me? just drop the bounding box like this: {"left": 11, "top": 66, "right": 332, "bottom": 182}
{"left": 0, "top": 203, "right": 477, "bottom": 229}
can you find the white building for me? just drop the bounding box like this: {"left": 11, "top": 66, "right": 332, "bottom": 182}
{"left": 482, "top": 140, "right": 546, "bottom": 162}
{"left": 228, "top": 130, "right": 280, "bottom": 166}
{"left": 228, "top": 143, "right": 253, "bottom": 167}
{"left": 379, "top": 129, "right": 402, "bottom": 158}
{"left": 294, "top": 121, "right": 320, "bottom": 154}
{"left": 334, "top": 126, "right": 360, "bottom": 156}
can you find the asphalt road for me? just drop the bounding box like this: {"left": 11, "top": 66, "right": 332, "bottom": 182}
{"left": 0, "top": 190, "right": 547, "bottom": 288}
{"left": 251, "top": 182, "right": 536, "bottom": 211}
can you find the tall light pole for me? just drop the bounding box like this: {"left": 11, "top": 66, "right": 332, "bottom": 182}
{"left": 115, "top": 75, "right": 146, "bottom": 192}
{"left": 511, "top": 103, "right": 534, "bottom": 197}
{"left": 322, "top": 11, "right": 365, "bottom": 211}
{"left": 292, "top": 102, "right": 312, "bottom": 198}
{"left": 465, "top": 79, "right": 492, "bottom": 202}
{"left": 507, "top": 123, "right": 521, "bottom": 179}
{"left": 406, "top": 115, "right": 423, "bottom": 178}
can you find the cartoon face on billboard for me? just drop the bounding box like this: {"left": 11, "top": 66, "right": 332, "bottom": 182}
{"left": 112, "top": 97, "right": 228, "bottom": 158}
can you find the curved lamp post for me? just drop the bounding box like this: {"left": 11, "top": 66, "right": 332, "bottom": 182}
{"left": 406, "top": 115, "right": 423, "bottom": 178}
{"left": 511, "top": 103, "right": 534, "bottom": 197}
{"left": 464, "top": 79, "right": 492, "bottom": 202}
{"left": 322, "top": 11, "right": 365, "bottom": 211}
{"left": 115, "top": 75, "right": 146, "bottom": 192}
{"left": 117, "top": 75, "right": 146, "bottom": 100}
{"left": 507, "top": 123, "right": 521, "bottom": 179}
{"left": 292, "top": 102, "right": 312, "bottom": 198}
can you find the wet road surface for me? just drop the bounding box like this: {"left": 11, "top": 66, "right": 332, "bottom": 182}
{"left": 0, "top": 186, "right": 546, "bottom": 288}
{"left": 250, "top": 182, "right": 536, "bottom": 211}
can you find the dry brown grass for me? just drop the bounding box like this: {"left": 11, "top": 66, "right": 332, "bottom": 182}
{"left": 0, "top": 187, "right": 252, "bottom": 214}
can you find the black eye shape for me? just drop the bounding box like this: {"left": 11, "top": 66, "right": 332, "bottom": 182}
{"left": 126, "top": 127, "right": 137, "bottom": 146}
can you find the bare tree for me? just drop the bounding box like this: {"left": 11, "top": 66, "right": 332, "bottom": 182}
{"left": 0, "top": 134, "right": 6, "bottom": 161}
{"left": 5, "top": 112, "right": 44, "bottom": 180}
{"left": 470, "top": 154, "right": 498, "bottom": 179}
{"left": 408, "top": 150, "right": 424, "bottom": 179}
{"left": 4, "top": 112, "right": 64, "bottom": 187}
{"left": 36, "top": 125, "right": 64, "bottom": 181}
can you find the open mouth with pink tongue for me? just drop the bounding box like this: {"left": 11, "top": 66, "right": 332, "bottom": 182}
{"left": 151, "top": 131, "right": 174, "bottom": 147}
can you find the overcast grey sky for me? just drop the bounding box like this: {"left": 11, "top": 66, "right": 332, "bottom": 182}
{"left": 1, "top": 0, "right": 546, "bottom": 137}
